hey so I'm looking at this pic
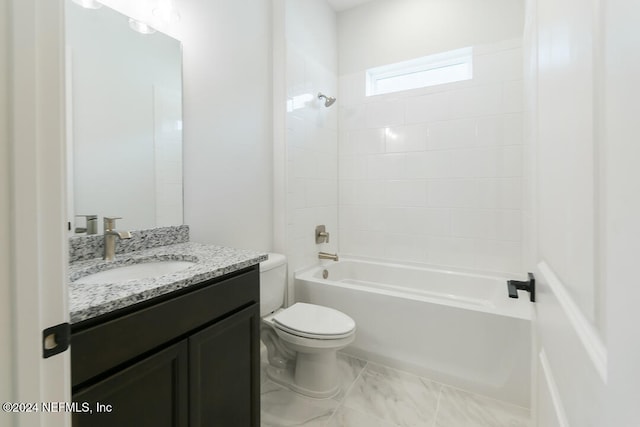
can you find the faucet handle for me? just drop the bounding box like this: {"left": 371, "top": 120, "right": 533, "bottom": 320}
{"left": 103, "top": 216, "right": 122, "bottom": 232}
{"left": 315, "top": 225, "right": 330, "bottom": 244}
{"left": 75, "top": 215, "right": 98, "bottom": 234}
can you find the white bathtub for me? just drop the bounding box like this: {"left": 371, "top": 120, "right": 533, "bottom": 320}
{"left": 294, "top": 258, "right": 532, "bottom": 407}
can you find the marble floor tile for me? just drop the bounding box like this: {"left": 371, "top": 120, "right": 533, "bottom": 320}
{"left": 434, "top": 386, "right": 531, "bottom": 427}
{"left": 325, "top": 405, "right": 400, "bottom": 427}
{"left": 333, "top": 353, "right": 368, "bottom": 400}
{"left": 341, "top": 363, "right": 442, "bottom": 427}
{"left": 261, "top": 380, "right": 340, "bottom": 427}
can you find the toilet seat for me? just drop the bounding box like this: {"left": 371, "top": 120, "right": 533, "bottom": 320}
{"left": 272, "top": 303, "right": 355, "bottom": 340}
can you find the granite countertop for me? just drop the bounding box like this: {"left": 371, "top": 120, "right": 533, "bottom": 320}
{"left": 69, "top": 242, "right": 267, "bottom": 324}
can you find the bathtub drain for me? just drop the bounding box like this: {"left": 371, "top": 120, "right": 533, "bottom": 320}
{"left": 322, "top": 269, "right": 329, "bottom": 279}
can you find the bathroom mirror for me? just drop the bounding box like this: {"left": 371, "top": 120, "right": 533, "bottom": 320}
{"left": 65, "top": 0, "right": 183, "bottom": 234}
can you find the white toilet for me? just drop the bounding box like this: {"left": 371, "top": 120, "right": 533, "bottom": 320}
{"left": 260, "top": 253, "right": 356, "bottom": 398}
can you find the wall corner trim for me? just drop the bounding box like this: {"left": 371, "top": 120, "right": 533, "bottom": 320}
{"left": 538, "top": 261, "right": 608, "bottom": 381}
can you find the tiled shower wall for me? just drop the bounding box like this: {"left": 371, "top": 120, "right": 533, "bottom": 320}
{"left": 283, "top": 0, "right": 338, "bottom": 287}
{"left": 338, "top": 39, "right": 524, "bottom": 274}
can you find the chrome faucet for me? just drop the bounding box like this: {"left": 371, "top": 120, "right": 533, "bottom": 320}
{"left": 103, "top": 217, "right": 132, "bottom": 261}
{"left": 318, "top": 252, "right": 339, "bottom": 261}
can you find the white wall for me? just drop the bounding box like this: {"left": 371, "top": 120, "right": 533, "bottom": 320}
{"left": 177, "top": 0, "right": 273, "bottom": 251}
{"left": 338, "top": 0, "right": 524, "bottom": 75}
{"left": 282, "top": 0, "right": 338, "bottom": 290}
{"left": 603, "top": 0, "right": 640, "bottom": 422}
{"left": 337, "top": 1, "right": 525, "bottom": 274}
{"left": 0, "top": 0, "right": 14, "bottom": 416}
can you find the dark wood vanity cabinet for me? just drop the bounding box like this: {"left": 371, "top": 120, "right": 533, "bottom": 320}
{"left": 71, "top": 266, "right": 260, "bottom": 427}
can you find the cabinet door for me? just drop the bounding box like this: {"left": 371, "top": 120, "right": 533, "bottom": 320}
{"left": 72, "top": 341, "right": 188, "bottom": 427}
{"left": 189, "top": 304, "right": 260, "bottom": 427}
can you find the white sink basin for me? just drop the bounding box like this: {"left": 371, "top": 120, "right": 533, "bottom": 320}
{"left": 74, "top": 261, "right": 195, "bottom": 285}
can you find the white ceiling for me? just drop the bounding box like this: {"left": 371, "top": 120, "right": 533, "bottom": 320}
{"left": 326, "top": 0, "right": 376, "bottom": 12}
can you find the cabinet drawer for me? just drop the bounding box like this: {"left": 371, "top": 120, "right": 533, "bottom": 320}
{"left": 72, "top": 266, "right": 259, "bottom": 387}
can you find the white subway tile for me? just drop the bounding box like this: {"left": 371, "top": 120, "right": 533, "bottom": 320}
{"left": 405, "top": 151, "right": 453, "bottom": 179}
{"left": 356, "top": 180, "right": 386, "bottom": 206}
{"left": 385, "top": 180, "right": 428, "bottom": 207}
{"left": 295, "top": 150, "right": 319, "bottom": 178}
{"left": 286, "top": 115, "right": 307, "bottom": 147}
{"left": 450, "top": 85, "right": 502, "bottom": 118}
{"left": 503, "top": 113, "right": 524, "bottom": 145}
{"left": 311, "top": 127, "right": 337, "bottom": 154}
{"left": 481, "top": 178, "right": 520, "bottom": 209}
{"left": 448, "top": 148, "right": 490, "bottom": 178}
{"left": 339, "top": 131, "right": 355, "bottom": 157}
{"left": 427, "top": 119, "right": 477, "bottom": 150}
{"left": 495, "top": 210, "right": 522, "bottom": 241}
{"left": 475, "top": 239, "right": 522, "bottom": 273}
{"left": 367, "top": 153, "right": 405, "bottom": 180}
{"left": 502, "top": 80, "right": 524, "bottom": 113}
{"left": 406, "top": 91, "right": 453, "bottom": 123}
{"left": 405, "top": 208, "right": 451, "bottom": 236}
{"left": 338, "top": 72, "right": 366, "bottom": 107}
{"left": 339, "top": 180, "right": 357, "bottom": 205}
{"left": 496, "top": 145, "right": 523, "bottom": 177}
{"left": 286, "top": 49, "right": 305, "bottom": 98}
{"left": 451, "top": 209, "right": 497, "bottom": 239}
{"left": 477, "top": 178, "right": 522, "bottom": 209}
{"left": 385, "top": 124, "right": 428, "bottom": 153}
{"left": 306, "top": 180, "right": 336, "bottom": 207}
{"left": 365, "top": 100, "right": 405, "bottom": 128}
{"left": 381, "top": 207, "right": 409, "bottom": 234}
{"left": 366, "top": 207, "right": 391, "bottom": 232}
{"left": 473, "top": 48, "right": 523, "bottom": 84}
{"left": 340, "top": 105, "right": 366, "bottom": 130}
{"left": 292, "top": 208, "right": 313, "bottom": 239}
{"left": 339, "top": 205, "right": 363, "bottom": 231}
{"left": 333, "top": 40, "right": 524, "bottom": 275}
{"left": 317, "top": 152, "right": 338, "bottom": 180}
{"left": 426, "top": 236, "right": 476, "bottom": 269}
{"left": 427, "top": 179, "right": 479, "bottom": 208}
{"left": 289, "top": 178, "right": 306, "bottom": 209}
{"left": 341, "top": 230, "right": 385, "bottom": 258}
{"left": 339, "top": 156, "right": 366, "bottom": 180}
{"left": 384, "top": 233, "right": 426, "bottom": 263}
{"left": 476, "top": 116, "right": 503, "bottom": 146}
{"left": 351, "top": 128, "right": 385, "bottom": 154}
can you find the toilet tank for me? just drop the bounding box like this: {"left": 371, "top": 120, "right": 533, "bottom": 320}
{"left": 259, "top": 253, "right": 287, "bottom": 317}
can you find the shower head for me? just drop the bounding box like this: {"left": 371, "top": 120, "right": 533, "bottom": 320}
{"left": 318, "top": 92, "right": 336, "bottom": 108}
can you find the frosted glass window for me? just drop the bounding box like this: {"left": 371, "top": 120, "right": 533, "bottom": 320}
{"left": 366, "top": 47, "right": 473, "bottom": 96}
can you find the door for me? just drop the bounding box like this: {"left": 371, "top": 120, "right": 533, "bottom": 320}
{"left": 188, "top": 305, "right": 260, "bottom": 427}
{"left": 6, "top": 1, "right": 71, "bottom": 427}
{"left": 72, "top": 341, "right": 189, "bottom": 427}
{"left": 526, "top": 0, "right": 640, "bottom": 425}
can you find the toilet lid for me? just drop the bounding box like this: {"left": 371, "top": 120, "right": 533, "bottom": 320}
{"left": 273, "top": 303, "right": 355, "bottom": 337}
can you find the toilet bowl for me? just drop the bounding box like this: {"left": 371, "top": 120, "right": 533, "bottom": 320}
{"left": 260, "top": 254, "right": 356, "bottom": 398}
